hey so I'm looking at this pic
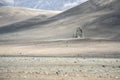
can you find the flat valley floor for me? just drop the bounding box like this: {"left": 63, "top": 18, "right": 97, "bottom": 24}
{"left": 0, "top": 57, "right": 120, "bottom": 80}
{"left": 0, "top": 39, "right": 120, "bottom": 80}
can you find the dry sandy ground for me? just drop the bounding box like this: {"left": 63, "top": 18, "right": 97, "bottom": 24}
{"left": 0, "top": 39, "right": 120, "bottom": 57}
{"left": 0, "top": 39, "right": 120, "bottom": 80}
{"left": 0, "top": 57, "right": 120, "bottom": 80}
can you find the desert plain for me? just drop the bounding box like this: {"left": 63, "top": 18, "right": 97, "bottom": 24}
{"left": 0, "top": 39, "right": 120, "bottom": 80}
{"left": 0, "top": 0, "right": 120, "bottom": 80}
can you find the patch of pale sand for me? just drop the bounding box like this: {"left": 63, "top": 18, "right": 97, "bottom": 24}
{"left": 0, "top": 73, "right": 117, "bottom": 80}
{"left": 0, "top": 40, "right": 120, "bottom": 56}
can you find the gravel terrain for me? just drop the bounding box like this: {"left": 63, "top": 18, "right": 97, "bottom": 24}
{"left": 0, "top": 57, "right": 120, "bottom": 80}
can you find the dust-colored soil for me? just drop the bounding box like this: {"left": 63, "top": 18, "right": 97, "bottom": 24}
{"left": 0, "top": 39, "right": 120, "bottom": 58}
{"left": 0, "top": 39, "right": 120, "bottom": 80}
{"left": 0, "top": 57, "right": 120, "bottom": 80}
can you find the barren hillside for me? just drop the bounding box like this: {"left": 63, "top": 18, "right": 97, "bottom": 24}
{"left": 0, "top": 6, "right": 61, "bottom": 26}
{"left": 0, "top": 0, "right": 120, "bottom": 42}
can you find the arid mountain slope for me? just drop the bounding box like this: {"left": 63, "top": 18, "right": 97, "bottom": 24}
{"left": 0, "top": 6, "right": 61, "bottom": 26}
{"left": 0, "top": 0, "right": 120, "bottom": 42}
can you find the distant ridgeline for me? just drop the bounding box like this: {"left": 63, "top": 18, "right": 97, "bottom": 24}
{"left": 0, "top": 0, "right": 87, "bottom": 11}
